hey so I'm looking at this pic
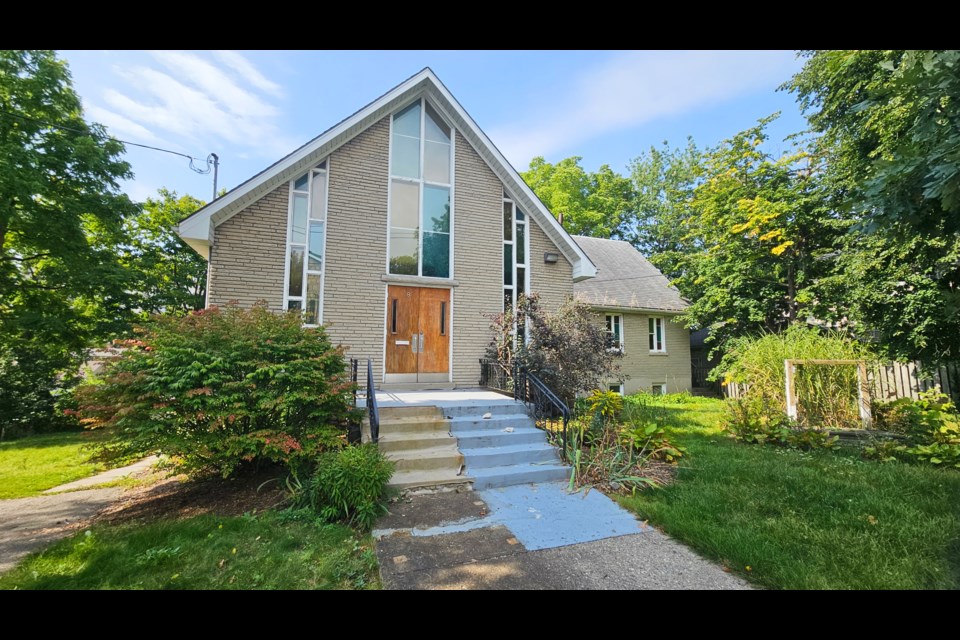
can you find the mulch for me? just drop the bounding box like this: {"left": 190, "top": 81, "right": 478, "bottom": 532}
{"left": 92, "top": 468, "right": 288, "bottom": 526}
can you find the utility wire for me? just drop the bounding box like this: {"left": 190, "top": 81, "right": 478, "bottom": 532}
{"left": 0, "top": 108, "right": 216, "bottom": 170}
{"left": 1, "top": 108, "right": 220, "bottom": 197}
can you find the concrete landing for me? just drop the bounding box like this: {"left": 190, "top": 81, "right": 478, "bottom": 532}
{"left": 372, "top": 389, "right": 516, "bottom": 409}
{"left": 373, "top": 486, "right": 750, "bottom": 590}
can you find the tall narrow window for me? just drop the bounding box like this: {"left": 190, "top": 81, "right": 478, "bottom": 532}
{"left": 388, "top": 99, "right": 452, "bottom": 278}
{"left": 649, "top": 316, "right": 666, "bottom": 353}
{"left": 285, "top": 163, "right": 328, "bottom": 325}
{"left": 606, "top": 314, "right": 624, "bottom": 352}
{"left": 502, "top": 196, "right": 528, "bottom": 312}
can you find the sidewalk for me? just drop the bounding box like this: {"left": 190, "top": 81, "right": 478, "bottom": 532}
{"left": 0, "top": 457, "right": 158, "bottom": 573}
{"left": 373, "top": 484, "right": 750, "bottom": 590}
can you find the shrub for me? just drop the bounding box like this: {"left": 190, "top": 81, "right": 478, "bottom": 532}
{"left": 0, "top": 344, "right": 80, "bottom": 440}
{"left": 290, "top": 444, "right": 394, "bottom": 531}
{"left": 716, "top": 325, "right": 874, "bottom": 429}
{"left": 721, "top": 397, "right": 838, "bottom": 450}
{"left": 76, "top": 304, "right": 356, "bottom": 477}
{"left": 864, "top": 390, "right": 960, "bottom": 469}
{"left": 485, "top": 294, "right": 621, "bottom": 404}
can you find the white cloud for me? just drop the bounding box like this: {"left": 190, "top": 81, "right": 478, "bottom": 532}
{"left": 84, "top": 51, "right": 294, "bottom": 159}
{"left": 86, "top": 104, "right": 162, "bottom": 144}
{"left": 213, "top": 50, "right": 283, "bottom": 97}
{"left": 489, "top": 50, "right": 799, "bottom": 166}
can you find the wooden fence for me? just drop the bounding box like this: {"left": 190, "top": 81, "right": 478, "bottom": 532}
{"left": 724, "top": 361, "right": 960, "bottom": 404}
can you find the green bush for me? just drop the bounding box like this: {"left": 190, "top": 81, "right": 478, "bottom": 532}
{"left": 0, "top": 344, "right": 80, "bottom": 440}
{"left": 865, "top": 390, "right": 960, "bottom": 469}
{"left": 717, "top": 325, "right": 874, "bottom": 429}
{"left": 290, "top": 444, "right": 394, "bottom": 531}
{"left": 76, "top": 304, "right": 356, "bottom": 477}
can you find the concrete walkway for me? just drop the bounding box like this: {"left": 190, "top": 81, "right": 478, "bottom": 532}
{"left": 0, "top": 457, "right": 158, "bottom": 573}
{"left": 374, "top": 484, "right": 750, "bottom": 590}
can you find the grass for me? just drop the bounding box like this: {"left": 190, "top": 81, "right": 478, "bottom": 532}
{"left": 0, "top": 511, "right": 380, "bottom": 590}
{"left": 619, "top": 396, "right": 960, "bottom": 589}
{"left": 0, "top": 432, "right": 103, "bottom": 499}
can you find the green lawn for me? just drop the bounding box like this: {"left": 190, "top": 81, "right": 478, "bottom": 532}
{"left": 0, "top": 511, "right": 380, "bottom": 590}
{"left": 619, "top": 397, "right": 960, "bottom": 590}
{"left": 0, "top": 432, "right": 103, "bottom": 499}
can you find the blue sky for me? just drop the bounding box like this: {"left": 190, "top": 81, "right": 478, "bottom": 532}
{"left": 61, "top": 50, "right": 808, "bottom": 204}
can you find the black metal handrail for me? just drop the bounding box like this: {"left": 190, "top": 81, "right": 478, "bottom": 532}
{"left": 479, "top": 358, "right": 512, "bottom": 394}
{"left": 514, "top": 366, "right": 572, "bottom": 462}
{"left": 350, "top": 358, "right": 359, "bottom": 405}
{"left": 366, "top": 358, "right": 379, "bottom": 443}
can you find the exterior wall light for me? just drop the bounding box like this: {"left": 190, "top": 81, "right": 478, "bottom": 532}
{"left": 544, "top": 252, "right": 559, "bottom": 264}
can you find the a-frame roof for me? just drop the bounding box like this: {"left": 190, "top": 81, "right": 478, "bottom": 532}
{"left": 178, "top": 68, "right": 596, "bottom": 281}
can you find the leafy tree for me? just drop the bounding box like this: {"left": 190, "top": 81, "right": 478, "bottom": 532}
{"left": 123, "top": 189, "right": 208, "bottom": 315}
{"left": 622, "top": 138, "right": 703, "bottom": 281}
{"left": 673, "top": 117, "right": 845, "bottom": 354}
{"left": 521, "top": 156, "right": 635, "bottom": 237}
{"left": 787, "top": 50, "right": 960, "bottom": 362}
{"left": 0, "top": 50, "right": 138, "bottom": 434}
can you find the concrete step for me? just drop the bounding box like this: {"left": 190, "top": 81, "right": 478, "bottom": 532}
{"left": 387, "top": 445, "right": 464, "bottom": 472}
{"left": 454, "top": 426, "right": 547, "bottom": 449}
{"left": 440, "top": 403, "right": 528, "bottom": 418}
{"left": 459, "top": 442, "right": 559, "bottom": 469}
{"left": 449, "top": 414, "right": 534, "bottom": 433}
{"left": 379, "top": 418, "right": 450, "bottom": 435}
{"left": 377, "top": 431, "right": 456, "bottom": 453}
{"left": 379, "top": 406, "right": 444, "bottom": 420}
{"left": 469, "top": 463, "right": 570, "bottom": 490}
{"left": 387, "top": 468, "right": 470, "bottom": 490}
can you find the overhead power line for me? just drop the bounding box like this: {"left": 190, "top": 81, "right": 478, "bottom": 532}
{"left": 0, "top": 108, "right": 220, "bottom": 199}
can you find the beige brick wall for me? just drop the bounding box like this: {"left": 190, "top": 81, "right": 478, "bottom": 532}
{"left": 207, "top": 114, "right": 574, "bottom": 388}
{"left": 529, "top": 219, "right": 573, "bottom": 311}
{"left": 451, "top": 130, "right": 504, "bottom": 385}
{"left": 208, "top": 183, "right": 287, "bottom": 309}
{"left": 604, "top": 312, "right": 692, "bottom": 394}
{"left": 323, "top": 118, "right": 391, "bottom": 377}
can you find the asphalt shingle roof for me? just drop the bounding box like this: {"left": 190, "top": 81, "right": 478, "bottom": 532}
{"left": 572, "top": 235, "right": 688, "bottom": 313}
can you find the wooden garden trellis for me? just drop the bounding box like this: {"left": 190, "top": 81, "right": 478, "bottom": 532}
{"left": 784, "top": 359, "right": 873, "bottom": 429}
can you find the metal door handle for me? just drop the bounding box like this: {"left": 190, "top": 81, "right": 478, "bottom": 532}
{"left": 419, "top": 332, "right": 424, "bottom": 352}
{"left": 411, "top": 334, "right": 418, "bottom": 353}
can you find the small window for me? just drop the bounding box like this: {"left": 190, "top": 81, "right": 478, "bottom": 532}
{"left": 391, "top": 299, "right": 398, "bottom": 334}
{"left": 609, "top": 383, "right": 624, "bottom": 395}
{"left": 606, "top": 314, "right": 624, "bottom": 352}
{"left": 651, "top": 383, "right": 666, "bottom": 395}
{"left": 649, "top": 317, "right": 666, "bottom": 353}
{"left": 440, "top": 301, "right": 447, "bottom": 336}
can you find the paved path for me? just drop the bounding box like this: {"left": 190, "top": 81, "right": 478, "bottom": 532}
{"left": 0, "top": 457, "right": 157, "bottom": 573}
{"left": 374, "top": 484, "right": 750, "bottom": 590}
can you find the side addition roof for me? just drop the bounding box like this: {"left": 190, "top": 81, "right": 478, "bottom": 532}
{"left": 177, "top": 68, "right": 596, "bottom": 281}
{"left": 572, "top": 235, "right": 688, "bottom": 314}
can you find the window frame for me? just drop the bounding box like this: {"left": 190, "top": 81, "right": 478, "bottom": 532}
{"left": 386, "top": 97, "right": 456, "bottom": 279}
{"left": 283, "top": 160, "right": 329, "bottom": 326}
{"left": 648, "top": 316, "right": 667, "bottom": 353}
{"left": 502, "top": 193, "right": 531, "bottom": 343}
{"left": 605, "top": 313, "right": 624, "bottom": 353}
{"left": 651, "top": 383, "right": 666, "bottom": 395}
{"left": 609, "top": 382, "right": 624, "bottom": 395}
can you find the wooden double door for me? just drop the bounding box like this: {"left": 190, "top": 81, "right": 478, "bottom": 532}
{"left": 385, "top": 286, "right": 450, "bottom": 383}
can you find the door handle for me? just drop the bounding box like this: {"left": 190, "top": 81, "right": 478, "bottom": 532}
{"left": 411, "top": 334, "right": 418, "bottom": 354}
{"left": 419, "top": 332, "right": 425, "bottom": 352}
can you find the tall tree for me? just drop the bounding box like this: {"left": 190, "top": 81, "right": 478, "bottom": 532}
{"left": 673, "top": 117, "right": 845, "bottom": 355}
{"left": 0, "top": 50, "right": 138, "bottom": 433}
{"left": 521, "top": 156, "right": 635, "bottom": 237}
{"left": 622, "top": 138, "right": 703, "bottom": 280}
{"left": 788, "top": 50, "right": 960, "bottom": 362}
{"left": 123, "top": 189, "right": 208, "bottom": 315}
